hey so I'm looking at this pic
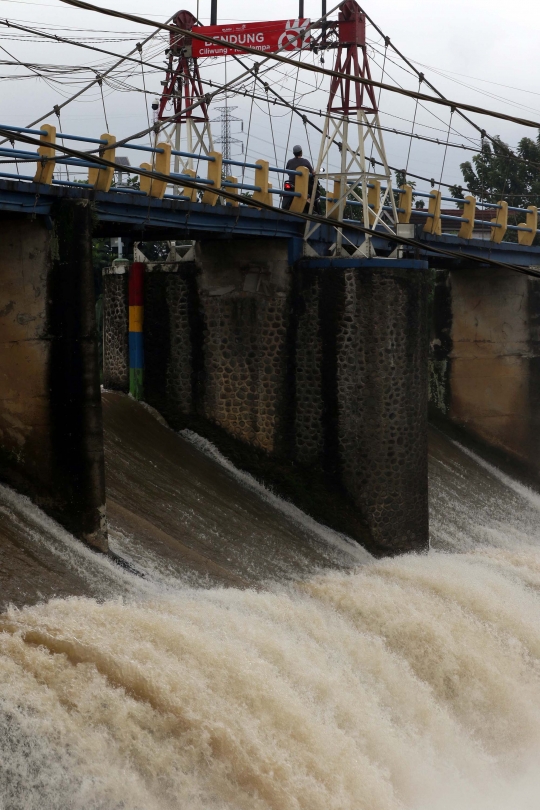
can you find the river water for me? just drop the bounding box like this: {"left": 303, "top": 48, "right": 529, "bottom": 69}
{"left": 1, "top": 395, "right": 540, "bottom": 809}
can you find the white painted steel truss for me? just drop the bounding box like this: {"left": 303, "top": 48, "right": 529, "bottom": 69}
{"left": 162, "top": 119, "right": 214, "bottom": 190}
{"left": 305, "top": 109, "right": 398, "bottom": 257}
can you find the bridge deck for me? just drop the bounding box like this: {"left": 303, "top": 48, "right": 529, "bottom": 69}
{"left": 0, "top": 177, "right": 539, "bottom": 267}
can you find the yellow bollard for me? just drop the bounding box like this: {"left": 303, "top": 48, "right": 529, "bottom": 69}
{"left": 181, "top": 168, "right": 198, "bottom": 202}
{"left": 148, "top": 142, "right": 171, "bottom": 199}
{"left": 326, "top": 179, "right": 342, "bottom": 220}
{"left": 88, "top": 134, "right": 116, "bottom": 192}
{"left": 424, "top": 189, "right": 442, "bottom": 235}
{"left": 397, "top": 184, "right": 413, "bottom": 224}
{"left": 139, "top": 162, "right": 152, "bottom": 194}
{"left": 225, "top": 176, "right": 239, "bottom": 207}
{"left": 202, "top": 151, "right": 223, "bottom": 205}
{"left": 490, "top": 201, "right": 508, "bottom": 243}
{"left": 289, "top": 166, "right": 309, "bottom": 214}
{"left": 458, "top": 195, "right": 476, "bottom": 240}
{"left": 33, "top": 124, "right": 56, "bottom": 185}
{"left": 367, "top": 180, "right": 381, "bottom": 224}
{"left": 253, "top": 159, "right": 272, "bottom": 208}
{"left": 517, "top": 205, "right": 538, "bottom": 247}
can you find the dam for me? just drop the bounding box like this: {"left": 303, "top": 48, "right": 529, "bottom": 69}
{"left": 2, "top": 393, "right": 540, "bottom": 808}
{"left": 2, "top": 0, "right": 540, "bottom": 807}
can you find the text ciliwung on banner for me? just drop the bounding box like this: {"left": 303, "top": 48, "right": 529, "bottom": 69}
{"left": 191, "top": 19, "right": 311, "bottom": 58}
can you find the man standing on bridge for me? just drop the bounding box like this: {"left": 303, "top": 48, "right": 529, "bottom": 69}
{"left": 283, "top": 145, "right": 318, "bottom": 212}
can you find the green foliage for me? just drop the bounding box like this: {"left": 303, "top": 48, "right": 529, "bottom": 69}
{"left": 449, "top": 132, "right": 540, "bottom": 242}
{"left": 138, "top": 241, "right": 170, "bottom": 261}
{"left": 450, "top": 133, "right": 540, "bottom": 209}
{"left": 394, "top": 170, "right": 418, "bottom": 209}
{"left": 92, "top": 238, "right": 113, "bottom": 297}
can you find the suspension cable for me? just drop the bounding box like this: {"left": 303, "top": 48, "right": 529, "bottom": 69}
{"left": 242, "top": 65, "right": 257, "bottom": 182}
{"left": 0, "top": 12, "right": 175, "bottom": 146}
{"left": 285, "top": 62, "right": 301, "bottom": 161}
{"left": 136, "top": 42, "right": 151, "bottom": 132}
{"left": 267, "top": 90, "right": 279, "bottom": 168}
{"left": 97, "top": 76, "right": 110, "bottom": 131}
{"left": 405, "top": 75, "right": 422, "bottom": 177}
{"left": 438, "top": 107, "right": 454, "bottom": 190}
{"left": 57, "top": 0, "right": 540, "bottom": 132}
{"left": 357, "top": 3, "right": 520, "bottom": 153}
{"left": 53, "top": 104, "right": 69, "bottom": 181}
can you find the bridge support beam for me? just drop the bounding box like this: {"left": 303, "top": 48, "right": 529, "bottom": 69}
{"left": 0, "top": 201, "right": 108, "bottom": 551}
{"left": 103, "top": 260, "right": 129, "bottom": 392}
{"left": 322, "top": 262, "right": 429, "bottom": 554}
{"left": 105, "top": 240, "right": 429, "bottom": 556}
{"left": 430, "top": 265, "right": 540, "bottom": 479}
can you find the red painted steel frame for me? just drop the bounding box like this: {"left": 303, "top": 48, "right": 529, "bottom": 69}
{"left": 157, "top": 10, "right": 209, "bottom": 123}
{"left": 327, "top": 0, "right": 378, "bottom": 115}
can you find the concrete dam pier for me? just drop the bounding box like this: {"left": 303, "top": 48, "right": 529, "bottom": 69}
{"left": 0, "top": 202, "right": 107, "bottom": 552}
{"left": 430, "top": 264, "right": 540, "bottom": 482}
{"left": 104, "top": 240, "right": 429, "bottom": 556}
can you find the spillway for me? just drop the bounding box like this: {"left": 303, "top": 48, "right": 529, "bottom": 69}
{"left": 1, "top": 394, "right": 540, "bottom": 809}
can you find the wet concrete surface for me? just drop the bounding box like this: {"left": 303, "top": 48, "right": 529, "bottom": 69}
{"left": 0, "top": 392, "right": 364, "bottom": 610}
{"left": 5, "top": 393, "right": 532, "bottom": 612}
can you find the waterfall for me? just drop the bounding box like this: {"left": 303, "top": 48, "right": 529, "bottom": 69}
{"left": 2, "top": 422, "right": 540, "bottom": 809}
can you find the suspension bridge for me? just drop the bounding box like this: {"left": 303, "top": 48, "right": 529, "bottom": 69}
{"left": 1, "top": 0, "right": 539, "bottom": 559}
{"left": 0, "top": 0, "right": 538, "bottom": 267}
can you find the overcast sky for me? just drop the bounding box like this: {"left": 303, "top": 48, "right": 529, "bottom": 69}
{"left": 0, "top": 0, "right": 539, "bottom": 192}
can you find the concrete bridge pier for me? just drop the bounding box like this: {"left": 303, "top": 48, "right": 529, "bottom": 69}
{"left": 0, "top": 200, "right": 108, "bottom": 551}
{"left": 430, "top": 264, "right": 540, "bottom": 479}
{"left": 290, "top": 257, "right": 429, "bottom": 554}
{"left": 108, "top": 240, "right": 429, "bottom": 556}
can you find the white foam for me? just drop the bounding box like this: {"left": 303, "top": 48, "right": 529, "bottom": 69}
{"left": 451, "top": 438, "right": 540, "bottom": 512}
{"left": 0, "top": 483, "right": 156, "bottom": 600}
{"left": 3, "top": 550, "right": 540, "bottom": 809}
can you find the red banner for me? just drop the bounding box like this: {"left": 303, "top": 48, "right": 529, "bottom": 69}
{"left": 192, "top": 19, "right": 311, "bottom": 58}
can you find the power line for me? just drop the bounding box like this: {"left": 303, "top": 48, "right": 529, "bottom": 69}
{"left": 57, "top": 0, "right": 540, "bottom": 132}
{"left": 3, "top": 0, "right": 538, "bottom": 184}
{"left": 357, "top": 4, "right": 528, "bottom": 154}
{"left": 0, "top": 11, "right": 174, "bottom": 145}
{"left": 0, "top": 19, "right": 165, "bottom": 71}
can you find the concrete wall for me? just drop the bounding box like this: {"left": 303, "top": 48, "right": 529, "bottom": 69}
{"left": 0, "top": 204, "right": 107, "bottom": 550}
{"left": 197, "top": 240, "right": 291, "bottom": 454}
{"left": 430, "top": 265, "right": 540, "bottom": 475}
{"left": 110, "top": 241, "right": 429, "bottom": 556}
{"left": 103, "top": 262, "right": 129, "bottom": 392}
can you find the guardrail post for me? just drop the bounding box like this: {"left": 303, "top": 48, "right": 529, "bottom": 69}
{"left": 139, "top": 161, "right": 151, "bottom": 194}
{"left": 490, "top": 200, "right": 508, "bottom": 243}
{"left": 225, "top": 175, "right": 239, "bottom": 207}
{"left": 33, "top": 124, "right": 56, "bottom": 185}
{"left": 367, "top": 179, "right": 381, "bottom": 224}
{"left": 181, "top": 168, "right": 198, "bottom": 202}
{"left": 253, "top": 159, "right": 272, "bottom": 207}
{"left": 289, "top": 166, "right": 309, "bottom": 213}
{"left": 517, "top": 205, "right": 538, "bottom": 246}
{"left": 88, "top": 133, "right": 116, "bottom": 192}
{"left": 397, "top": 184, "right": 413, "bottom": 224}
{"left": 326, "top": 179, "right": 342, "bottom": 220}
{"left": 458, "top": 195, "right": 476, "bottom": 239}
{"left": 423, "top": 189, "right": 442, "bottom": 235}
{"left": 202, "top": 150, "right": 223, "bottom": 205}
{"left": 149, "top": 142, "right": 171, "bottom": 199}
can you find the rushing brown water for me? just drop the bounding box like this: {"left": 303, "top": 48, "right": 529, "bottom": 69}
{"left": 0, "top": 393, "right": 366, "bottom": 609}
{"left": 1, "top": 396, "right": 540, "bottom": 809}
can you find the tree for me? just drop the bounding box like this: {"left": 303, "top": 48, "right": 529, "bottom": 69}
{"left": 449, "top": 133, "right": 540, "bottom": 239}
{"left": 394, "top": 169, "right": 425, "bottom": 208}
